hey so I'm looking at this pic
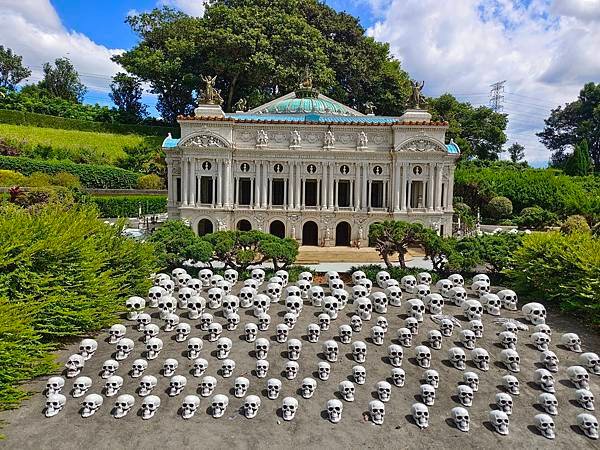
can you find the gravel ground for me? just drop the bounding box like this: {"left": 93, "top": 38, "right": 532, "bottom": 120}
{"left": 1, "top": 280, "right": 599, "bottom": 450}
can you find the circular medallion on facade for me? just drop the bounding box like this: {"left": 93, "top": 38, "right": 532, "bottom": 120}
{"left": 306, "top": 164, "right": 316, "bottom": 174}
{"left": 307, "top": 133, "right": 318, "bottom": 144}
{"left": 274, "top": 163, "right": 284, "bottom": 173}
{"left": 240, "top": 162, "right": 250, "bottom": 172}
{"left": 373, "top": 165, "right": 383, "bottom": 175}
{"left": 413, "top": 165, "right": 423, "bottom": 175}
{"left": 373, "top": 134, "right": 384, "bottom": 145}
{"left": 340, "top": 165, "right": 350, "bottom": 175}
{"left": 339, "top": 134, "right": 351, "bottom": 144}
{"left": 240, "top": 131, "right": 252, "bottom": 141}
{"left": 202, "top": 161, "right": 212, "bottom": 171}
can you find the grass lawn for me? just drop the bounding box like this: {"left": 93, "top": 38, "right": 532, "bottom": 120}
{"left": 0, "top": 124, "right": 163, "bottom": 165}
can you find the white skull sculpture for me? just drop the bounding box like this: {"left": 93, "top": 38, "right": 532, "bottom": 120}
{"left": 369, "top": 400, "right": 385, "bottom": 425}
{"left": 452, "top": 407, "right": 470, "bottom": 432}
{"left": 522, "top": 302, "right": 547, "bottom": 325}
{"left": 281, "top": 396, "right": 299, "bottom": 421}
{"left": 80, "top": 393, "right": 102, "bottom": 418}
{"left": 71, "top": 376, "right": 92, "bottom": 398}
{"left": 113, "top": 394, "right": 135, "bottom": 419}
{"left": 138, "top": 375, "right": 158, "bottom": 396}
{"left": 211, "top": 394, "right": 229, "bottom": 418}
{"left": 411, "top": 403, "right": 429, "bottom": 429}
{"left": 181, "top": 394, "right": 200, "bottom": 419}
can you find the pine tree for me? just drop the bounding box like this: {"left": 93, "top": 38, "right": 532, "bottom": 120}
{"left": 564, "top": 140, "right": 592, "bottom": 176}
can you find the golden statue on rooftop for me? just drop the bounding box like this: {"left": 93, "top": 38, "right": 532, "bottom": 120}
{"left": 200, "top": 75, "right": 223, "bottom": 105}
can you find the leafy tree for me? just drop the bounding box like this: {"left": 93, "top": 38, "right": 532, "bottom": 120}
{"left": 148, "top": 220, "right": 213, "bottom": 268}
{"left": 538, "top": 82, "right": 600, "bottom": 168}
{"left": 429, "top": 93, "right": 508, "bottom": 160}
{"left": 560, "top": 215, "right": 590, "bottom": 235}
{"left": 513, "top": 206, "right": 557, "bottom": 229}
{"left": 38, "top": 58, "right": 86, "bottom": 103}
{"left": 507, "top": 142, "right": 525, "bottom": 163}
{"left": 115, "top": 1, "right": 412, "bottom": 122}
{"left": 485, "top": 196, "right": 513, "bottom": 220}
{"left": 564, "top": 140, "right": 592, "bottom": 176}
{"left": 0, "top": 46, "right": 31, "bottom": 90}
{"left": 369, "top": 221, "right": 429, "bottom": 268}
{"left": 110, "top": 72, "right": 147, "bottom": 122}
{"left": 448, "top": 232, "right": 522, "bottom": 274}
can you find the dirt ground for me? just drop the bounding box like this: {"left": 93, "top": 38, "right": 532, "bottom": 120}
{"left": 1, "top": 281, "right": 599, "bottom": 450}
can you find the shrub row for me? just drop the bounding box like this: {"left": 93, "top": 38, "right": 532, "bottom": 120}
{"left": 89, "top": 195, "right": 167, "bottom": 218}
{"left": 0, "top": 204, "right": 158, "bottom": 409}
{"left": 0, "top": 109, "right": 177, "bottom": 137}
{"left": 0, "top": 156, "right": 140, "bottom": 189}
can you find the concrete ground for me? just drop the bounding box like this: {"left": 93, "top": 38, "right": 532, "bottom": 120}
{"left": 1, "top": 281, "right": 599, "bottom": 450}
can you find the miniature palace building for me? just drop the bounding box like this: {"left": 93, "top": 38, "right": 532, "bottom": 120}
{"left": 163, "top": 81, "right": 460, "bottom": 246}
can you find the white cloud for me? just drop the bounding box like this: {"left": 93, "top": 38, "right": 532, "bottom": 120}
{"left": 366, "top": 0, "right": 600, "bottom": 164}
{"left": 0, "top": 0, "right": 123, "bottom": 94}
{"left": 158, "top": 0, "right": 206, "bottom": 17}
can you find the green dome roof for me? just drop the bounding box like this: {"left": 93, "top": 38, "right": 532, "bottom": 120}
{"left": 262, "top": 96, "right": 352, "bottom": 116}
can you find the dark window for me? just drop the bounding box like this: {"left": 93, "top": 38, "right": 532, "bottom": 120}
{"left": 176, "top": 177, "right": 181, "bottom": 202}
{"left": 239, "top": 178, "right": 251, "bottom": 205}
{"left": 200, "top": 176, "right": 213, "bottom": 204}
{"left": 272, "top": 179, "right": 285, "bottom": 205}
{"left": 441, "top": 184, "right": 446, "bottom": 207}
{"left": 338, "top": 180, "right": 350, "bottom": 207}
{"left": 305, "top": 179, "right": 317, "bottom": 206}
{"left": 371, "top": 181, "right": 384, "bottom": 208}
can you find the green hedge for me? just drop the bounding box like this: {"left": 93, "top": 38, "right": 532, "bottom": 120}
{"left": 0, "top": 156, "right": 140, "bottom": 189}
{"left": 0, "top": 109, "right": 178, "bottom": 137}
{"left": 89, "top": 195, "right": 167, "bottom": 217}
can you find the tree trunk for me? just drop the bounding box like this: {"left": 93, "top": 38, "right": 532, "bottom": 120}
{"left": 382, "top": 252, "right": 392, "bottom": 268}
{"left": 227, "top": 73, "right": 239, "bottom": 112}
{"left": 398, "top": 250, "right": 406, "bottom": 269}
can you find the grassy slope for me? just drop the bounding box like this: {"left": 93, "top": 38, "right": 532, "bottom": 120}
{"left": 0, "top": 124, "right": 163, "bottom": 164}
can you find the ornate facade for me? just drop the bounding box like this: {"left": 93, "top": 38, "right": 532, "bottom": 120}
{"left": 163, "top": 85, "right": 460, "bottom": 246}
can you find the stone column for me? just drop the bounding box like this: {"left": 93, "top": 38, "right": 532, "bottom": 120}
{"left": 254, "top": 161, "right": 261, "bottom": 208}
{"left": 361, "top": 163, "right": 368, "bottom": 211}
{"left": 321, "top": 163, "right": 327, "bottom": 209}
{"left": 400, "top": 163, "right": 407, "bottom": 211}
{"left": 211, "top": 176, "right": 216, "bottom": 207}
{"left": 383, "top": 181, "right": 388, "bottom": 209}
{"left": 447, "top": 166, "right": 455, "bottom": 210}
{"left": 334, "top": 179, "right": 339, "bottom": 209}
{"left": 189, "top": 157, "right": 196, "bottom": 206}
{"left": 235, "top": 176, "right": 240, "bottom": 206}
{"left": 262, "top": 161, "right": 268, "bottom": 209}
{"left": 166, "top": 159, "right": 174, "bottom": 207}
{"left": 392, "top": 161, "right": 398, "bottom": 211}
{"left": 407, "top": 176, "right": 412, "bottom": 210}
{"left": 288, "top": 163, "right": 295, "bottom": 209}
{"left": 436, "top": 163, "right": 444, "bottom": 210}
{"left": 427, "top": 164, "right": 434, "bottom": 210}
{"left": 367, "top": 180, "right": 372, "bottom": 210}
{"left": 301, "top": 178, "right": 306, "bottom": 209}
{"left": 224, "top": 159, "right": 232, "bottom": 207}
{"left": 354, "top": 164, "right": 361, "bottom": 210}
{"left": 350, "top": 180, "right": 354, "bottom": 209}
{"left": 295, "top": 162, "right": 301, "bottom": 209}
{"left": 182, "top": 157, "right": 189, "bottom": 206}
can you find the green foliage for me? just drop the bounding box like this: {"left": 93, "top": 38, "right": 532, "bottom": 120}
{"left": 564, "top": 140, "right": 592, "bottom": 176}
{"left": 38, "top": 58, "right": 86, "bottom": 103}
{"left": 110, "top": 73, "right": 148, "bottom": 123}
{"left": 0, "top": 121, "right": 164, "bottom": 165}
{"left": 88, "top": 195, "right": 167, "bottom": 218}
{"left": 137, "top": 173, "right": 164, "bottom": 189}
{"left": 0, "top": 156, "right": 141, "bottom": 189}
{"left": 454, "top": 164, "right": 600, "bottom": 222}
{"left": 0, "top": 109, "right": 176, "bottom": 137}
{"left": 507, "top": 142, "right": 525, "bottom": 163}
{"left": 538, "top": 82, "right": 600, "bottom": 168}
{"left": 116, "top": 1, "right": 411, "bottom": 121}
{"left": 560, "top": 215, "right": 591, "bottom": 235}
{"left": 448, "top": 232, "right": 523, "bottom": 274}
{"left": 485, "top": 196, "right": 513, "bottom": 220}
{"left": 0, "top": 203, "right": 159, "bottom": 408}
{"left": 148, "top": 220, "right": 213, "bottom": 269}
{"left": 0, "top": 46, "right": 31, "bottom": 90}
{"left": 513, "top": 206, "right": 558, "bottom": 229}
{"left": 428, "top": 93, "right": 508, "bottom": 160}
{"left": 505, "top": 231, "right": 600, "bottom": 323}
{"left": 202, "top": 229, "right": 298, "bottom": 270}
{"left": 0, "top": 169, "right": 25, "bottom": 186}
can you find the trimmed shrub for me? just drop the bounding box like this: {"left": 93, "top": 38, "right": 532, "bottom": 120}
{"left": 505, "top": 231, "right": 600, "bottom": 323}
{"left": 137, "top": 173, "right": 164, "bottom": 190}
{"left": 514, "top": 206, "right": 558, "bottom": 229}
{"left": 560, "top": 215, "right": 590, "bottom": 235}
{"left": 485, "top": 196, "right": 513, "bottom": 220}
{"left": 88, "top": 195, "right": 167, "bottom": 218}
{"left": 0, "top": 169, "right": 26, "bottom": 186}
{"left": 0, "top": 203, "right": 159, "bottom": 408}
{"left": 0, "top": 109, "right": 177, "bottom": 137}
{"left": 0, "top": 156, "right": 140, "bottom": 189}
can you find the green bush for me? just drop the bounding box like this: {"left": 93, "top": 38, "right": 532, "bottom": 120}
{"left": 0, "top": 203, "right": 159, "bottom": 408}
{"left": 137, "top": 173, "right": 164, "bottom": 190}
{"left": 0, "top": 156, "right": 140, "bottom": 188}
{"left": 148, "top": 220, "right": 214, "bottom": 270}
{"left": 560, "top": 215, "right": 591, "bottom": 235}
{"left": 0, "top": 169, "right": 25, "bottom": 186}
{"left": 448, "top": 232, "right": 523, "bottom": 274}
{"left": 89, "top": 195, "right": 167, "bottom": 218}
{"left": 514, "top": 206, "right": 558, "bottom": 229}
{"left": 0, "top": 109, "right": 177, "bottom": 137}
{"left": 505, "top": 231, "right": 600, "bottom": 323}
{"left": 485, "top": 196, "right": 513, "bottom": 220}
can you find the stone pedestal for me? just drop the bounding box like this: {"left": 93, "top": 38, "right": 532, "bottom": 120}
{"left": 400, "top": 109, "right": 432, "bottom": 122}
{"left": 194, "top": 104, "right": 225, "bottom": 117}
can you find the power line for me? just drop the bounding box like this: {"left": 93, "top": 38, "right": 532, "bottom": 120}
{"left": 489, "top": 80, "right": 506, "bottom": 112}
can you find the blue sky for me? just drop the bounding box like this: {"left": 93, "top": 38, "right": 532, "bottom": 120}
{"left": 2, "top": 0, "right": 599, "bottom": 165}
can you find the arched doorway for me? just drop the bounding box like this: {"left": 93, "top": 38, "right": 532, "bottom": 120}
{"left": 236, "top": 219, "right": 252, "bottom": 231}
{"left": 198, "top": 218, "right": 214, "bottom": 237}
{"left": 302, "top": 221, "right": 318, "bottom": 246}
{"left": 269, "top": 220, "right": 285, "bottom": 238}
{"left": 335, "top": 221, "right": 351, "bottom": 246}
